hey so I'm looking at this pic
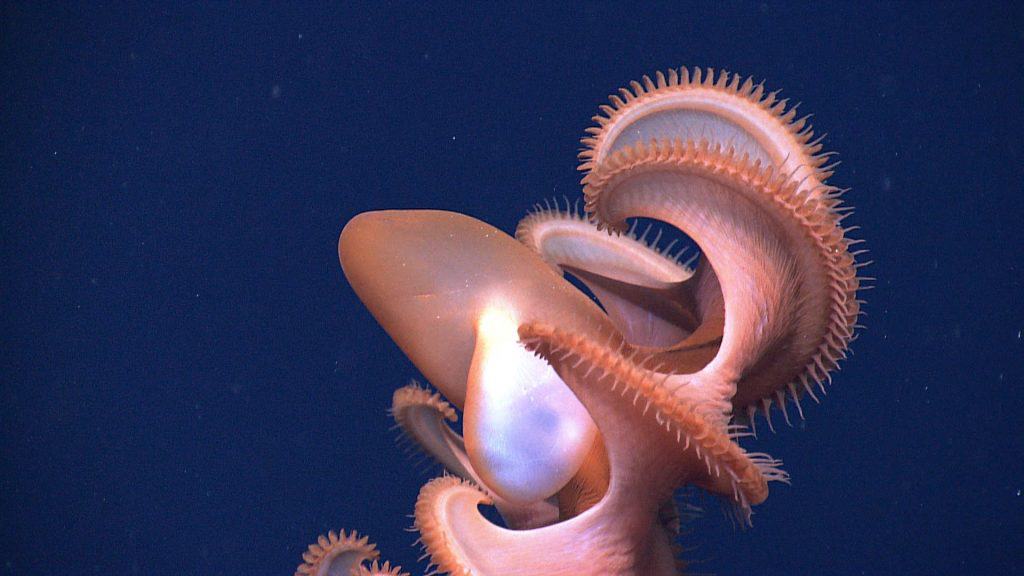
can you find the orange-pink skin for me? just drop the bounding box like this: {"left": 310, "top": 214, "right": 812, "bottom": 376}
{"left": 325, "top": 67, "right": 860, "bottom": 576}
{"left": 340, "top": 210, "right": 737, "bottom": 575}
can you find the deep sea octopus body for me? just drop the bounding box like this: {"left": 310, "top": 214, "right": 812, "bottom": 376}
{"left": 296, "top": 67, "right": 866, "bottom": 576}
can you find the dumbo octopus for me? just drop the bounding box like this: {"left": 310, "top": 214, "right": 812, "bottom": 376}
{"left": 296, "top": 66, "right": 866, "bottom": 576}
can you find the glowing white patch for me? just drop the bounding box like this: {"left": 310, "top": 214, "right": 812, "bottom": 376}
{"left": 464, "top": 307, "right": 597, "bottom": 505}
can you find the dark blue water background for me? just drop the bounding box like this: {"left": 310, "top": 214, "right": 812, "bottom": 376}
{"left": 3, "top": 3, "right": 1021, "bottom": 575}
